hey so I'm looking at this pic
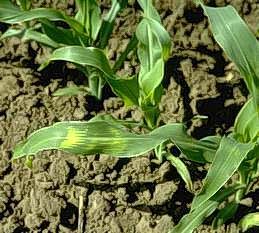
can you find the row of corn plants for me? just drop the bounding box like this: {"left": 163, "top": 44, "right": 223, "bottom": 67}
{"left": 0, "top": 0, "right": 258, "bottom": 232}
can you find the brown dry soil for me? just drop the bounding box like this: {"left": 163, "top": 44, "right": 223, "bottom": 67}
{"left": 0, "top": 0, "right": 259, "bottom": 232}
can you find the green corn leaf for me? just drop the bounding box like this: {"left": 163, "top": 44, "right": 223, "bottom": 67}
{"left": 234, "top": 98, "right": 259, "bottom": 143}
{"left": 170, "top": 185, "right": 243, "bottom": 233}
{"left": 98, "top": 0, "right": 128, "bottom": 49}
{"left": 212, "top": 202, "right": 238, "bottom": 229}
{"left": 22, "top": 29, "right": 60, "bottom": 48}
{"left": 136, "top": 18, "right": 164, "bottom": 126}
{"left": 136, "top": 13, "right": 171, "bottom": 100}
{"left": 89, "top": 114, "right": 143, "bottom": 129}
{"left": 39, "top": 46, "right": 139, "bottom": 106}
{"left": 164, "top": 131, "right": 220, "bottom": 164}
{"left": 145, "top": 18, "right": 171, "bottom": 60}
{"left": 87, "top": 70, "right": 104, "bottom": 99}
{"left": 239, "top": 212, "right": 259, "bottom": 232}
{"left": 113, "top": 34, "right": 138, "bottom": 72}
{"left": 136, "top": 0, "right": 171, "bottom": 128}
{"left": 165, "top": 153, "right": 193, "bottom": 192}
{"left": 0, "top": 24, "right": 60, "bottom": 49}
{"left": 137, "top": 18, "right": 162, "bottom": 76}
{"left": 17, "top": 0, "right": 31, "bottom": 11}
{"left": 137, "top": 0, "right": 171, "bottom": 60}
{"left": 200, "top": 3, "right": 259, "bottom": 113}
{"left": 191, "top": 136, "right": 256, "bottom": 211}
{"left": 13, "top": 122, "right": 217, "bottom": 161}
{"left": 198, "top": 136, "right": 221, "bottom": 163}
{"left": 137, "top": 0, "right": 161, "bottom": 22}
{"left": 139, "top": 57, "right": 164, "bottom": 99}
{"left": 40, "top": 46, "right": 114, "bottom": 76}
{"left": 0, "top": 0, "right": 20, "bottom": 18}
{"left": 0, "top": 6, "right": 84, "bottom": 34}
{"left": 52, "top": 86, "right": 89, "bottom": 97}
{"left": 75, "top": 0, "right": 101, "bottom": 41}
{"left": 41, "top": 20, "right": 86, "bottom": 46}
{"left": 0, "top": 28, "right": 24, "bottom": 40}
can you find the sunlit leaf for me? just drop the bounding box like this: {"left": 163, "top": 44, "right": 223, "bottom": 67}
{"left": 234, "top": 98, "right": 259, "bottom": 143}
{"left": 0, "top": 28, "right": 24, "bottom": 40}
{"left": 174, "top": 134, "right": 220, "bottom": 164}
{"left": 239, "top": 212, "right": 259, "bottom": 232}
{"left": 200, "top": 3, "right": 259, "bottom": 113}
{"left": 41, "top": 20, "right": 85, "bottom": 46}
{"left": 89, "top": 114, "right": 143, "bottom": 129}
{"left": 13, "top": 122, "right": 216, "bottom": 161}
{"left": 17, "top": 0, "right": 31, "bottom": 11}
{"left": 22, "top": 29, "right": 60, "bottom": 48}
{"left": 137, "top": 0, "right": 171, "bottom": 59}
{"left": 171, "top": 185, "right": 242, "bottom": 233}
{"left": 136, "top": 1, "right": 171, "bottom": 127}
{"left": 165, "top": 153, "right": 193, "bottom": 191}
{"left": 98, "top": 0, "right": 128, "bottom": 48}
{"left": 0, "top": 5, "right": 84, "bottom": 33}
{"left": 75, "top": 0, "right": 101, "bottom": 40}
{"left": 52, "top": 86, "right": 89, "bottom": 97}
{"left": 0, "top": 0, "right": 20, "bottom": 19}
{"left": 191, "top": 136, "right": 256, "bottom": 210}
{"left": 137, "top": 0, "right": 161, "bottom": 22}
{"left": 112, "top": 34, "right": 138, "bottom": 72}
{"left": 39, "top": 46, "right": 139, "bottom": 106}
{"left": 212, "top": 202, "right": 238, "bottom": 229}
{"left": 145, "top": 17, "right": 171, "bottom": 60}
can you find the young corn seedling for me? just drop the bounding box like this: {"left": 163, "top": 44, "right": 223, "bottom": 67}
{"left": 172, "top": 2, "right": 259, "bottom": 232}
{"left": 11, "top": 0, "right": 222, "bottom": 200}
{"left": 37, "top": 0, "right": 171, "bottom": 130}
{"left": 0, "top": 0, "right": 137, "bottom": 99}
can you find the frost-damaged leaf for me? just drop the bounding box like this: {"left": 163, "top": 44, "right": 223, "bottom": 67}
{"left": 234, "top": 98, "right": 259, "bottom": 143}
{"left": 170, "top": 185, "right": 242, "bottom": 233}
{"left": 200, "top": 3, "right": 259, "bottom": 113}
{"left": 239, "top": 212, "right": 259, "bottom": 232}
{"left": 0, "top": 5, "right": 84, "bottom": 33}
{"left": 40, "top": 46, "right": 139, "bottom": 106}
{"left": 13, "top": 122, "right": 217, "bottom": 160}
{"left": 191, "top": 136, "right": 256, "bottom": 210}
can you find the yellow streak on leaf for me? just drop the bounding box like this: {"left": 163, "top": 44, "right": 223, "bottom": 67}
{"left": 60, "top": 127, "right": 85, "bottom": 149}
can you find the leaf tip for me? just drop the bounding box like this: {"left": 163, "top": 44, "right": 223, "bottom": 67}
{"left": 38, "top": 61, "right": 49, "bottom": 71}
{"left": 12, "top": 141, "right": 26, "bottom": 160}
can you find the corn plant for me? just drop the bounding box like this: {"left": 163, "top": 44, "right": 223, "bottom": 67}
{"left": 172, "top": 1, "right": 259, "bottom": 232}
{"left": 0, "top": 0, "right": 137, "bottom": 99}
{"left": 9, "top": 0, "right": 223, "bottom": 197}
{"left": 6, "top": 1, "right": 259, "bottom": 232}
